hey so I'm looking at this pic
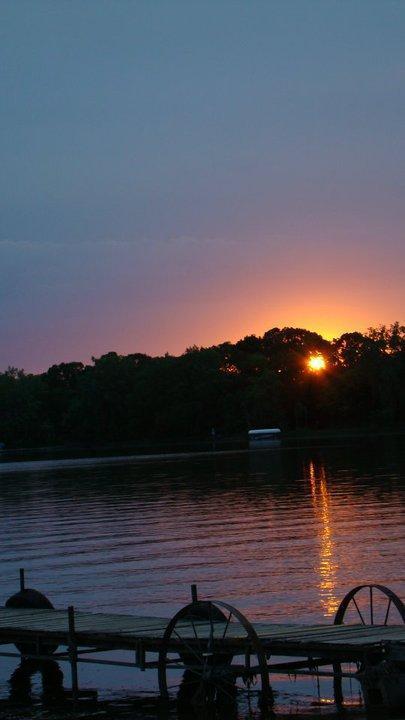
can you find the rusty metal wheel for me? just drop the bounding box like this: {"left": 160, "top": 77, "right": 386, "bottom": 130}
{"left": 334, "top": 584, "right": 405, "bottom": 626}
{"left": 5, "top": 588, "right": 58, "bottom": 655}
{"left": 158, "top": 599, "right": 273, "bottom": 711}
{"left": 333, "top": 584, "right": 405, "bottom": 708}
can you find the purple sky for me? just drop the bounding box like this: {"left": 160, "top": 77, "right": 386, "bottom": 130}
{"left": 1, "top": 0, "right": 404, "bottom": 372}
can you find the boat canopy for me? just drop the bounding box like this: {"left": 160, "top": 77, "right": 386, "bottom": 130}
{"left": 248, "top": 428, "right": 281, "bottom": 436}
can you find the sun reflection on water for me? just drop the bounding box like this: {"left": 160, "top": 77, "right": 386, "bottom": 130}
{"left": 308, "top": 460, "right": 340, "bottom": 617}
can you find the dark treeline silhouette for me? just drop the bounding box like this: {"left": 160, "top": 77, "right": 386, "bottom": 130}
{"left": 1, "top": 323, "right": 405, "bottom": 448}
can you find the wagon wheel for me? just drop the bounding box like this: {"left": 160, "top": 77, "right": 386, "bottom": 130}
{"left": 158, "top": 599, "right": 273, "bottom": 712}
{"left": 333, "top": 584, "right": 405, "bottom": 708}
{"left": 5, "top": 588, "right": 58, "bottom": 655}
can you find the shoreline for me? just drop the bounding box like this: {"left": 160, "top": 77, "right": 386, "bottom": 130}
{"left": 1, "top": 426, "right": 404, "bottom": 455}
{"left": 0, "top": 428, "right": 404, "bottom": 474}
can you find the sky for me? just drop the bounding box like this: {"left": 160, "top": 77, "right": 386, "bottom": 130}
{"left": 1, "top": 0, "right": 404, "bottom": 372}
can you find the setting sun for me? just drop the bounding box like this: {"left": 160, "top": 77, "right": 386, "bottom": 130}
{"left": 307, "top": 354, "right": 327, "bottom": 372}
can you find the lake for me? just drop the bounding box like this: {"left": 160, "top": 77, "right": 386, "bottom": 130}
{"left": 0, "top": 435, "right": 404, "bottom": 718}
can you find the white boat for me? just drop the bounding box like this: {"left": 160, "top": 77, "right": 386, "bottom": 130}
{"left": 248, "top": 428, "right": 281, "bottom": 448}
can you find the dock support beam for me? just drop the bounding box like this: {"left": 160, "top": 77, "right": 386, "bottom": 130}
{"left": 68, "top": 605, "right": 79, "bottom": 701}
{"left": 19, "top": 568, "right": 25, "bottom": 592}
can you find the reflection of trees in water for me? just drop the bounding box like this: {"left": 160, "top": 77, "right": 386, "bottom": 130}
{"left": 1, "top": 435, "right": 403, "bottom": 509}
{"left": 9, "top": 659, "right": 65, "bottom": 705}
{"left": 307, "top": 459, "right": 339, "bottom": 618}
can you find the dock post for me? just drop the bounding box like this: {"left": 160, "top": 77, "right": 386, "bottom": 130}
{"left": 19, "top": 568, "right": 25, "bottom": 592}
{"left": 68, "top": 605, "right": 79, "bottom": 702}
{"left": 191, "top": 584, "right": 198, "bottom": 603}
{"left": 136, "top": 640, "right": 145, "bottom": 670}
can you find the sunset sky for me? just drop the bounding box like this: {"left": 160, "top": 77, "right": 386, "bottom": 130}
{"left": 1, "top": 0, "right": 404, "bottom": 372}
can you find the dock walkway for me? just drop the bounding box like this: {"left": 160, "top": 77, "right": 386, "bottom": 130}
{"left": 1, "top": 606, "right": 405, "bottom": 653}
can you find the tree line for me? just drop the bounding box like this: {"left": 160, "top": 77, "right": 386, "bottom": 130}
{"left": 1, "top": 323, "right": 404, "bottom": 448}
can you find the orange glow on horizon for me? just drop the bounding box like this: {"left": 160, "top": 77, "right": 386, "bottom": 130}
{"left": 307, "top": 354, "right": 327, "bottom": 372}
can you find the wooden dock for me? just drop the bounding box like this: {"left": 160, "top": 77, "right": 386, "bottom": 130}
{"left": 1, "top": 577, "right": 404, "bottom": 713}
{"left": 1, "top": 607, "right": 405, "bottom": 655}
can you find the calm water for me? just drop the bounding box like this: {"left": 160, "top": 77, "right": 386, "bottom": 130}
{"left": 0, "top": 437, "right": 404, "bottom": 718}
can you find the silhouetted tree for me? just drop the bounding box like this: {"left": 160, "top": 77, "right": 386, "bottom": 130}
{"left": 0, "top": 323, "right": 404, "bottom": 447}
